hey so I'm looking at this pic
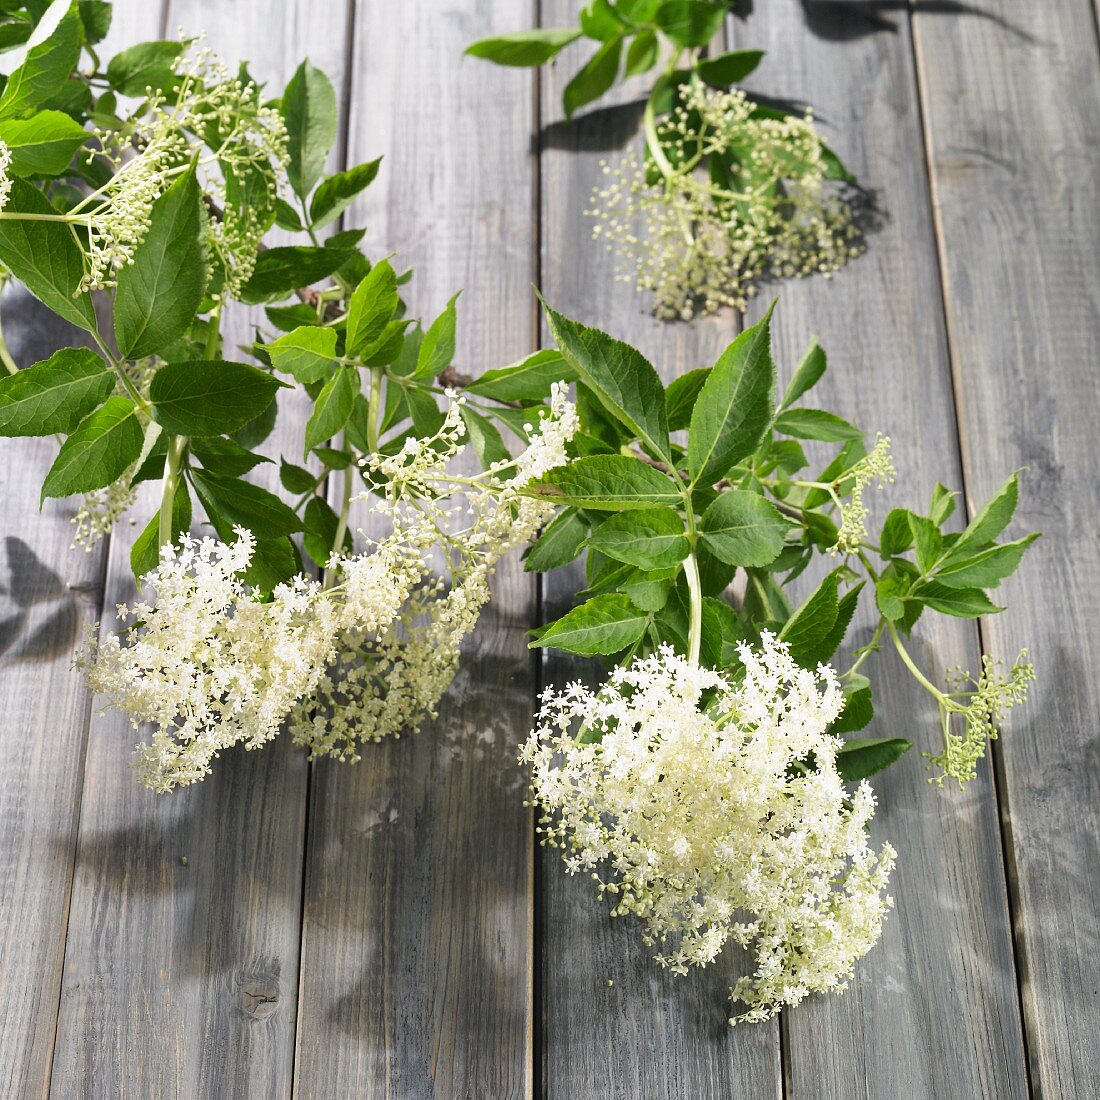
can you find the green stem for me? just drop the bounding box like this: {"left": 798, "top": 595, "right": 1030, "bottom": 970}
{"left": 158, "top": 434, "right": 187, "bottom": 548}
{"left": 886, "top": 620, "right": 948, "bottom": 703}
{"left": 367, "top": 367, "right": 383, "bottom": 452}
{"left": 324, "top": 430, "right": 354, "bottom": 591}
{"left": 0, "top": 314, "right": 18, "bottom": 377}
{"left": 844, "top": 616, "right": 885, "bottom": 679}
{"left": 684, "top": 550, "right": 703, "bottom": 666}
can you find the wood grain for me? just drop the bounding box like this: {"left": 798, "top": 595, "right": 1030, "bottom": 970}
{"left": 732, "top": 3, "right": 1030, "bottom": 1096}
{"left": 536, "top": 5, "right": 782, "bottom": 1096}
{"left": 292, "top": 1, "right": 538, "bottom": 1096}
{"left": 913, "top": 0, "right": 1100, "bottom": 1092}
{"left": 48, "top": 3, "right": 351, "bottom": 1097}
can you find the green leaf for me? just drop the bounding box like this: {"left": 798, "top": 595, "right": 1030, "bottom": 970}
{"left": 774, "top": 408, "right": 861, "bottom": 442}
{"left": 114, "top": 166, "right": 205, "bottom": 359}
{"left": 527, "top": 454, "right": 680, "bottom": 510}
{"left": 267, "top": 325, "right": 339, "bottom": 384}
{"left": 239, "top": 536, "right": 301, "bottom": 597}
{"left": 779, "top": 568, "right": 841, "bottom": 667}
{"left": 622, "top": 566, "right": 677, "bottom": 613}
{"left": 933, "top": 533, "right": 1039, "bottom": 590}
{"left": 0, "top": 179, "right": 96, "bottom": 331}
{"left": 149, "top": 360, "right": 283, "bottom": 436}
{"left": 929, "top": 482, "right": 957, "bottom": 526}
{"left": 625, "top": 29, "right": 659, "bottom": 76}
{"left": 238, "top": 246, "right": 354, "bottom": 304}
{"left": 580, "top": 0, "right": 626, "bottom": 40}
{"left": 879, "top": 507, "right": 914, "bottom": 558}
{"left": 303, "top": 495, "right": 351, "bottom": 567}
{"left": 279, "top": 458, "right": 317, "bottom": 494}
{"left": 464, "top": 349, "right": 576, "bottom": 402}
{"left": 532, "top": 593, "right": 648, "bottom": 655}
{"left": 0, "top": 7, "right": 80, "bottom": 118}
{"left": 835, "top": 737, "right": 910, "bottom": 781}
{"left": 563, "top": 34, "right": 622, "bottom": 118}
{"left": 780, "top": 337, "right": 826, "bottom": 410}
{"left": 189, "top": 469, "right": 303, "bottom": 540}
{"left": 831, "top": 678, "right": 874, "bottom": 734}
{"left": 465, "top": 28, "right": 582, "bottom": 66}
{"left": 524, "top": 508, "right": 588, "bottom": 572}
{"left": 588, "top": 506, "right": 688, "bottom": 569}
{"left": 305, "top": 364, "right": 357, "bottom": 454}
{"left": 909, "top": 513, "right": 943, "bottom": 574}
{"left": 916, "top": 582, "right": 1003, "bottom": 618}
{"left": 309, "top": 157, "right": 382, "bottom": 228}
{"left": 345, "top": 259, "right": 397, "bottom": 356}
{"left": 189, "top": 435, "right": 268, "bottom": 477}
{"left": 688, "top": 305, "right": 776, "bottom": 486}
{"left": 699, "top": 490, "right": 788, "bottom": 567}
{"left": 0, "top": 110, "right": 86, "bottom": 175}
{"left": 460, "top": 404, "right": 511, "bottom": 469}
{"left": 665, "top": 367, "right": 709, "bottom": 431}
{"left": 695, "top": 48, "right": 764, "bottom": 88}
{"left": 78, "top": 1, "right": 112, "bottom": 45}
{"left": 948, "top": 472, "right": 1020, "bottom": 560}
{"left": 0, "top": 347, "right": 110, "bottom": 436}
{"left": 41, "top": 396, "right": 143, "bottom": 499}
{"left": 655, "top": 0, "right": 726, "bottom": 48}
{"left": 131, "top": 481, "right": 191, "bottom": 580}
{"left": 875, "top": 572, "right": 907, "bottom": 621}
{"left": 542, "top": 301, "right": 669, "bottom": 461}
{"left": 105, "top": 40, "right": 184, "bottom": 98}
{"left": 415, "top": 292, "right": 460, "bottom": 377}
{"left": 281, "top": 60, "right": 337, "bottom": 199}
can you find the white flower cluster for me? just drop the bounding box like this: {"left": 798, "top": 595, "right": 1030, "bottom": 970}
{"left": 522, "top": 635, "right": 895, "bottom": 1024}
{"left": 834, "top": 433, "right": 895, "bottom": 554}
{"left": 85, "top": 390, "right": 577, "bottom": 790}
{"left": 589, "top": 80, "right": 861, "bottom": 319}
{"left": 79, "top": 41, "right": 287, "bottom": 293}
{"left": 0, "top": 140, "right": 12, "bottom": 211}
{"left": 295, "top": 385, "right": 579, "bottom": 760}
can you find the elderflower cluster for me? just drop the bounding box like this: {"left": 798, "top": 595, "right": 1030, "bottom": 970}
{"left": 589, "top": 80, "right": 861, "bottom": 319}
{"left": 295, "top": 385, "right": 578, "bottom": 759}
{"left": 79, "top": 39, "right": 286, "bottom": 293}
{"left": 834, "top": 434, "right": 895, "bottom": 553}
{"left": 927, "top": 650, "right": 1035, "bottom": 786}
{"left": 522, "top": 635, "right": 895, "bottom": 1024}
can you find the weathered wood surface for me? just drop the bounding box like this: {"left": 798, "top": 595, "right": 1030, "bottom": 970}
{"left": 0, "top": 0, "right": 1096, "bottom": 1096}
{"left": 734, "top": 3, "right": 1029, "bottom": 1097}
{"left": 292, "top": 1, "right": 538, "bottom": 1097}
{"left": 48, "top": 2, "right": 349, "bottom": 1097}
{"left": 912, "top": 0, "right": 1100, "bottom": 1094}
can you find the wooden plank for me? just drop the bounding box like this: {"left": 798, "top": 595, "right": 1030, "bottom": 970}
{"left": 730, "top": 4, "right": 1031, "bottom": 1096}
{"left": 536, "top": 6, "right": 782, "bottom": 1096}
{"left": 0, "top": 8, "right": 167, "bottom": 1096}
{"left": 291, "top": 1, "right": 538, "bottom": 1096}
{"left": 48, "top": 4, "right": 351, "bottom": 1097}
{"left": 912, "top": 0, "right": 1100, "bottom": 1092}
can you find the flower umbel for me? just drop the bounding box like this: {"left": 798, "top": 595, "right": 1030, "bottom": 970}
{"left": 589, "top": 80, "right": 862, "bottom": 319}
{"left": 522, "top": 635, "right": 895, "bottom": 1023}
{"left": 834, "top": 434, "right": 895, "bottom": 553}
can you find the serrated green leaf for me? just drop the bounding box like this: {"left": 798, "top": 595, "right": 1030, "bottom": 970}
{"left": 150, "top": 360, "right": 283, "bottom": 436}
{"left": 916, "top": 582, "right": 1003, "bottom": 618}
{"left": 279, "top": 458, "right": 318, "bottom": 494}
{"left": 622, "top": 566, "right": 678, "bottom": 612}
{"left": 909, "top": 513, "right": 943, "bottom": 574}
{"left": 305, "top": 364, "right": 357, "bottom": 454}
{"left": 41, "top": 396, "right": 142, "bottom": 499}
{"left": 464, "top": 349, "right": 576, "bottom": 402}
{"left": 309, "top": 157, "right": 381, "bottom": 227}
{"left": 0, "top": 109, "right": 86, "bottom": 175}
{"left": 78, "top": 1, "right": 112, "bottom": 45}
{"left": 460, "top": 404, "right": 510, "bottom": 469}
{"left": 0, "top": 347, "right": 110, "bottom": 436}
{"left": 879, "top": 507, "right": 914, "bottom": 558}
{"left": 542, "top": 300, "right": 669, "bottom": 461}
{"left": 532, "top": 592, "right": 648, "bottom": 655}
{"left": 465, "top": 28, "right": 581, "bottom": 66}
{"left": 563, "top": 34, "right": 622, "bottom": 118}
{"left": 346, "top": 259, "right": 397, "bottom": 356}
{"left": 774, "top": 407, "right": 861, "bottom": 442}
{"left": 831, "top": 680, "right": 874, "bottom": 734}
{"left": 933, "top": 533, "right": 1039, "bottom": 590}
{"left": 0, "top": 178, "right": 96, "bottom": 331}
{"left": 281, "top": 60, "right": 336, "bottom": 199}
{"left": 114, "top": 167, "right": 205, "bottom": 359}
{"left": 266, "top": 325, "right": 339, "bottom": 384}
{"left": 0, "top": 7, "right": 80, "bottom": 118}
{"left": 105, "top": 40, "right": 184, "bottom": 98}
{"left": 524, "top": 508, "right": 588, "bottom": 572}
{"left": 189, "top": 468, "right": 303, "bottom": 540}
{"left": 655, "top": 0, "right": 725, "bottom": 47}
{"left": 588, "top": 506, "right": 688, "bottom": 569}
{"left": 189, "top": 435, "right": 268, "bottom": 477}
{"left": 239, "top": 536, "right": 302, "bottom": 597}
{"left": 699, "top": 490, "right": 788, "bottom": 567}
{"left": 695, "top": 47, "right": 764, "bottom": 88}
{"left": 835, "top": 737, "right": 910, "bottom": 781}
{"left": 688, "top": 305, "right": 776, "bottom": 486}
{"left": 780, "top": 337, "right": 826, "bottom": 410}
{"left": 665, "top": 367, "right": 709, "bottom": 431}
{"left": 415, "top": 291, "right": 460, "bottom": 377}
{"left": 238, "top": 246, "right": 354, "bottom": 304}
{"left": 948, "top": 472, "right": 1020, "bottom": 560}
{"left": 527, "top": 454, "right": 680, "bottom": 510}
{"left": 929, "top": 482, "right": 957, "bottom": 526}
{"left": 779, "top": 568, "right": 841, "bottom": 667}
